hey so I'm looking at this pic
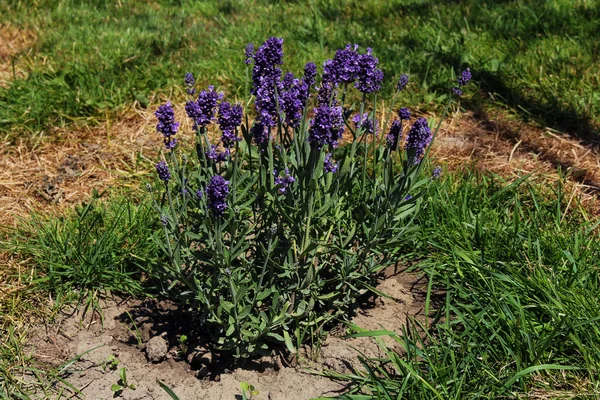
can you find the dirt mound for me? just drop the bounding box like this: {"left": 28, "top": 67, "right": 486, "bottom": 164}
{"left": 28, "top": 269, "right": 424, "bottom": 399}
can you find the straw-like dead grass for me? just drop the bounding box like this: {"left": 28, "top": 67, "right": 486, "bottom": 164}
{"left": 0, "top": 23, "right": 36, "bottom": 87}
{"left": 432, "top": 108, "right": 600, "bottom": 215}
{"left": 0, "top": 102, "right": 223, "bottom": 228}
{"left": 2, "top": 104, "right": 600, "bottom": 229}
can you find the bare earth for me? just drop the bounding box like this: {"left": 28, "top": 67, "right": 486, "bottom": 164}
{"left": 28, "top": 269, "right": 425, "bottom": 400}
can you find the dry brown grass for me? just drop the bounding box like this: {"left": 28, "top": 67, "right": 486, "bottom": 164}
{"left": 432, "top": 108, "right": 600, "bottom": 215}
{"left": 0, "top": 23, "right": 36, "bottom": 87}
{"left": 3, "top": 103, "right": 600, "bottom": 229}
{"left": 0, "top": 101, "right": 224, "bottom": 228}
{"left": 0, "top": 108, "right": 155, "bottom": 228}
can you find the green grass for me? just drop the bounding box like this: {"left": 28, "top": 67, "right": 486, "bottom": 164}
{"left": 1, "top": 191, "right": 162, "bottom": 397}
{"left": 6, "top": 191, "right": 162, "bottom": 314}
{"left": 1, "top": 0, "right": 598, "bottom": 138}
{"left": 318, "top": 171, "right": 600, "bottom": 399}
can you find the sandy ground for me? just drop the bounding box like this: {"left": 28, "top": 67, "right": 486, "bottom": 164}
{"left": 27, "top": 268, "right": 425, "bottom": 400}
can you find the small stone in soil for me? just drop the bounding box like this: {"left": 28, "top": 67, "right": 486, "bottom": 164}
{"left": 146, "top": 335, "right": 168, "bottom": 363}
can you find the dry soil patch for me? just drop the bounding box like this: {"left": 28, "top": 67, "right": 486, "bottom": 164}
{"left": 28, "top": 270, "right": 425, "bottom": 399}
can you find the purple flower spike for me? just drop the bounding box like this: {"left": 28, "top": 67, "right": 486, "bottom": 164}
{"left": 385, "top": 119, "right": 402, "bottom": 150}
{"left": 251, "top": 38, "right": 284, "bottom": 127}
{"left": 186, "top": 86, "right": 223, "bottom": 128}
{"left": 324, "top": 153, "right": 338, "bottom": 173}
{"left": 218, "top": 101, "right": 243, "bottom": 147}
{"left": 196, "top": 189, "right": 203, "bottom": 199}
{"left": 457, "top": 68, "right": 472, "bottom": 86}
{"left": 206, "top": 145, "right": 230, "bottom": 163}
{"left": 155, "top": 102, "right": 180, "bottom": 139}
{"left": 398, "top": 107, "right": 411, "bottom": 120}
{"left": 352, "top": 113, "right": 378, "bottom": 135}
{"left": 156, "top": 161, "right": 171, "bottom": 182}
{"left": 303, "top": 62, "right": 317, "bottom": 88}
{"left": 433, "top": 166, "right": 442, "bottom": 179}
{"left": 244, "top": 43, "right": 254, "bottom": 65}
{"left": 396, "top": 74, "right": 409, "bottom": 91}
{"left": 317, "top": 82, "right": 338, "bottom": 107}
{"left": 355, "top": 48, "right": 383, "bottom": 93}
{"left": 323, "top": 44, "right": 360, "bottom": 85}
{"left": 185, "top": 72, "right": 196, "bottom": 95}
{"left": 251, "top": 122, "right": 270, "bottom": 146}
{"left": 405, "top": 117, "right": 432, "bottom": 163}
{"left": 165, "top": 138, "right": 177, "bottom": 150}
{"left": 274, "top": 169, "right": 296, "bottom": 194}
{"left": 206, "top": 175, "right": 230, "bottom": 217}
{"left": 309, "top": 105, "right": 345, "bottom": 149}
{"left": 453, "top": 68, "right": 472, "bottom": 96}
{"left": 280, "top": 74, "right": 306, "bottom": 128}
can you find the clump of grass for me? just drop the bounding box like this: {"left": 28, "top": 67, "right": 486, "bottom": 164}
{"left": 318, "top": 171, "right": 600, "bottom": 399}
{"left": 7, "top": 191, "right": 161, "bottom": 313}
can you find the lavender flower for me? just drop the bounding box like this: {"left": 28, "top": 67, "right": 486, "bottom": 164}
{"left": 317, "top": 82, "right": 338, "bottom": 107}
{"left": 252, "top": 38, "right": 284, "bottom": 91}
{"left": 398, "top": 107, "right": 411, "bottom": 120}
{"left": 165, "top": 138, "right": 177, "bottom": 150}
{"left": 185, "top": 86, "right": 223, "bottom": 128}
{"left": 385, "top": 119, "right": 402, "bottom": 150}
{"left": 274, "top": 169, "right": 295, "bottom": 194}
{"left": 206, "top": 145, "right": 230, "bottom": 163}
{"left": 404, "top": 194, "right": 413, "bottom": 201}
{"left": 457, "top": 68, "right": 472, "bottom": 86}
{"left": 453, "top": 68, "right": 472, "bottom": 96}
{"left": 244, "top": 43, "right": 254, "bottom": 65}
{"left": 405, "top": 117, "right": 432, "bottom": 163}
{"left": 432, "top": 166, "right": 442, "bottom": 179}
{"left": 155, "top": 102, "right": 180, "bottom": 146}
{"left": 308, "top": 105, "right": 344, "bottom": 149}
{"left": 324, "top": 153, "right": 338, "bottom": 173}
{"left": 206, "top": 175, "right": 230, "bottom": 216}
{"left": 251, "top": 38, "right": 284, "bottom": 127}
{"left": 352, "top": 113, "right": 378, "bottom": 135}
{"left": 156, "top": 161, "right": 171, "bottom": 182}
{"left": 396, "top": 74, "right": 409, "bottom": 91}
{"left": 280, "top": 74, "right": 305, "bottom": 128}
{"left": 303, "top": 62, "right": 317, "bottom": 88}
{"left": 255, "top": 78, "right": 280, "bottom": 127}
{"left": 323, "top": 44, "right": 360, "bottom": 84}
{"left": 251, "top": 122, "right": 270, "bottom": 146}
{"left": 218, "top": 101, "right": 243, "bottom": 147}
{"left": 196, "top": 189, "right": 203, "bottom": 199}
{"left": 355, "top": 48, "right": 384, "bottom": 93}
{"left": 282, "top": 72, "right": 296, "bottom": 89}
{"left": 185, "top": 72, "right": 196, "bottom": 95}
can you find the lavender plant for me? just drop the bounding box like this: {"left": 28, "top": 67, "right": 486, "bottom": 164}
{"left": 149, "top": 38, "right": 462, "bottom": 358}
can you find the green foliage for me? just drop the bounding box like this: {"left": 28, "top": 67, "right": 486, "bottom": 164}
{"left": 318, "top": 172, "right": 600, "bottom": 398}
{"left": 8, "top": 192, "right": 161, "bottom": 309}
{"left": 240, "top": 381, "right": 259, "bottom": 400}
{"left": 150, "top": 47, "right": 440, "bottom": 358}
{"left": 110, "top": 366, "right": 136, "bottom": 395}
{"left": 1, "top": 0, "right": 598, "bottom": 137}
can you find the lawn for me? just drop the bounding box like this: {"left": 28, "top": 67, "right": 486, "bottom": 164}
{"left": 1, "top": 0, "right": 598, "bottom": 139}
{"left": 1, "top": 1, "right": 600, "bottom": 399}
